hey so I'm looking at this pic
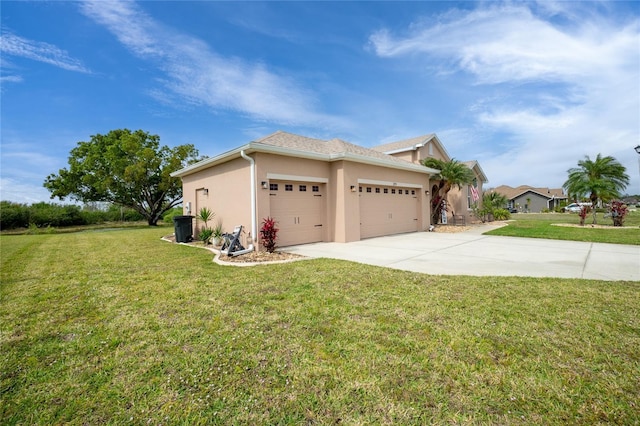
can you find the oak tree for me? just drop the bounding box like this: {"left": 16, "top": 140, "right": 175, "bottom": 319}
{"left": 44, "top": 129, "right": 202, "bottom": 226}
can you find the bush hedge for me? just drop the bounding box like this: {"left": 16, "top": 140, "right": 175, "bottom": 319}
{"left": 0, "top": 201, "right": 146, "bottom": 230}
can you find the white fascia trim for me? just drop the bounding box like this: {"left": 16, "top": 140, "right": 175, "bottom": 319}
{"left": 171, "top": 144, "right": 251, "bottom": 177}
{"left": 338, "top": 152, "right": 438, "bottom": 174}
{"left": 266, "top": 173, "right": 329, "bottom": 183}
{"left": 383, "top": 146, "right": 418, "bottom": 155}
{"left": 358, "top": 178, "right": 423, "bottom": 189}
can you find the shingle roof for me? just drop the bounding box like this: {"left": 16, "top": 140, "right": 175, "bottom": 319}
{"left": 172, "top": 130, "right": 440, "bottom": 178}
{"left": 463, "top": 161, "right": 489, "bottom": 183}
{"left": 493, "top": 185, "right": 567, "bottom": 200}
{"left": 370, "top": 134, "right": 436, "bottom": 153}
{"left": 254, "top": 131, "right": 428, "bottom": 168}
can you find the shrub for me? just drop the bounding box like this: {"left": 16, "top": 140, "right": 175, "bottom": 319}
{"left": 199, "top": 228, "right": 213, "bottom": 244}
{"left": 0, "top": 201, "right": 30, "bottom": 230}
{"left": 609, "top": 200, "right": 628, "bottom": 227}
{"left": 260, "top": 217, "right": 278, "bottom": 253}
{"left": 29, "top": 202, "right": 84, "bottom": 227}
{"left": 492, "top": 209, "right": 511, "bottom": 221}
{"left": 163, "top": 207, "right": 183, "bottom": 223}
{"left": 578, "top": 205, "right": 591, "bottom": 226}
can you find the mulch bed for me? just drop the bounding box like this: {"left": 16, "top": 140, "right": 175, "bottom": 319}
{"left": 162, "top": 234, "right": 305, "bottom": 263}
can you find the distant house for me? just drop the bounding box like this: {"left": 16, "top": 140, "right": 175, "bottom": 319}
{"left": 492, "top": 185, "right": 568, "bottom": 213}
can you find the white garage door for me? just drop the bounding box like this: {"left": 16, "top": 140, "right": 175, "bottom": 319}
{"left": 360, "top": 185, "right": 418, "bottom": 239}
{"left": 269, "top": 181, "right": 325, "bottom": 247}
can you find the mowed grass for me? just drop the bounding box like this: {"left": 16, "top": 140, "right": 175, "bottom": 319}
{"left": 485, "top": 211, "right": 640, "bottom": 245}
{"left": 1, "top": 228, "right": 639, "bottom": 425}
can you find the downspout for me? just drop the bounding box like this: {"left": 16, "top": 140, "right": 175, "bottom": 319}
{"left": 240, "top": 150, "right": 257, "bottom": 251}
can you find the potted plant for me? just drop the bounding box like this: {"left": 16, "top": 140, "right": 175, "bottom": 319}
{"left": 212, "top": 220, "right": 224, "bottom": 246}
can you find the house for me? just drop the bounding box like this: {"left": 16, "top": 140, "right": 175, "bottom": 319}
{"left": 171, "top": 131, "right": 487, "bottom": 248}
{"left": 491, "top": 185, "right": 568, "bottom": 213}
{"left": 371, "top": 134, "right": 488, "bottom": 223}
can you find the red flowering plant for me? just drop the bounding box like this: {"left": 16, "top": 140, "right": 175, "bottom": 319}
{"left": 260, "top": 217, "right": 279, "bottom": 253}
{"left": 578, "top": 205, "right": 591, "bottom": 226}
{"left": 609, "top": 200, "right": 628, "bottom": 227}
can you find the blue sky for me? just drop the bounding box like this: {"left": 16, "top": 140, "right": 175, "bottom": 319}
{"left": 2, "top": 0, "right": 639, "bottom": 204}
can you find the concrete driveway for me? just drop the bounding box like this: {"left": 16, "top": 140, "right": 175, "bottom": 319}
{"left": 285, "top": 225, "right": 640, "bottom": 281}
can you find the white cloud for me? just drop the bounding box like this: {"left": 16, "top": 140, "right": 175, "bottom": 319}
{"left": 369, "top": 3, "right": 640, "bottom": 192}
{"left": 0, "top": 30, "right": 91, "bottom": 73}
{"left": 79, "top": 0, "right": 347, "bottom": 129}
{"left": 1, "top": 75, "right": 23, "bottom": 84}
{"left": 0, "top": 177, "right": 54, "bottom": 205}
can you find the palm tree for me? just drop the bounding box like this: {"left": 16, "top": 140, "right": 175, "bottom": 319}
{"left": 423, "top": 158, "right": 475, "bottom": 224}
{"left": 563, "top": 154, "right": 629, "bottom": 224}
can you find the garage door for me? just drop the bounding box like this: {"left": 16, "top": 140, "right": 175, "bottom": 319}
{"left": 360, "top": 185, "right": 418, "bottom": 239}
{"left": 269, "top": 181, "right": 325, "bottom": 246}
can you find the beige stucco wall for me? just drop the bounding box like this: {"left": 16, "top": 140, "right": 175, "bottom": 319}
{"left": 180, "top": 151, "right": 433, "bottom": 246}
{"left": 181, "top": 157, "right": 252, "bottom": 239}
{"left": 416, "top": 141, "right": 448, "bottom": 163}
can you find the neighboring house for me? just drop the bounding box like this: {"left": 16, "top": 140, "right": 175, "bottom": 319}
{"left": 492, "top": 185, "right": 568, "bottom": 213}
{"left": 371, "top": 135, "right": 488, "bottom": 223}
{"left": 171, "top": 131, "right": 485, "bottom": 247}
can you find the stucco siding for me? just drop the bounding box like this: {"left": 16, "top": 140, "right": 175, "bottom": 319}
{"left": 181, "top": 157, "right": 252, "bottom": 239}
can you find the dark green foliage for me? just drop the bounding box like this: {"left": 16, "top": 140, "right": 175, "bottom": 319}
{"left": 422, "top": 158, "right": 475, "bottom": 224}
{"left": 0, "top": 201, "right": 30, "bottom": 229}
{"left": 198, "top": 228, "right": 213, "bottom": 244}
{"left": 162, "top": 207, "right": 183, "bottom": 223}
{"left": 0, "top": 201, "right": 146, "bottom": 230}
{"left": 44, "top": 129, "right": 202, "bottom": 226}
{"left": 472, "top": 191, "right": 510, "bottom": 222}
{"left": 492, "top": 208, "right": 511, "bottom": 221}
{"left": 563, "top": 154, "right": 629, "bottom": 224}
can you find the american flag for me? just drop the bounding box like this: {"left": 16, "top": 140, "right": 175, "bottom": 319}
{"left": 470, "top": 185, "right": 480, "bottom": 202}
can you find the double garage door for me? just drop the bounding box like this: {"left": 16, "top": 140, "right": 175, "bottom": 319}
{"left": 359, "top": 184, "right": 419, "bottom": 239}
{"left": 269, "top": 180, "right": 419, "bottom": 246}
{"left": 269, "top": 180, "right": 325, "bottom": 247}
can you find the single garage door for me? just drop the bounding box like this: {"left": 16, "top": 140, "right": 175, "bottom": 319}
{"left": 269, "top": 181, "right": 325, "bottom": 246}
{"left": 360, "top": 185, "right": 418, "bottom": 239}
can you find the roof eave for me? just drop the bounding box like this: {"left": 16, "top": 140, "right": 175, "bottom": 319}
{"left": 338, "top": 152, "right": 438, "bottom": 174}
{"left": 171, "top": 143, "right": 252, "bottom": 178}
{"left": 171, "top": 142, "right": 439, "bottom": 178}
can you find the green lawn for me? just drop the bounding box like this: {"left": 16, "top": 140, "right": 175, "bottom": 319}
{"left": 1, "top": 228, "right": 639, "bottom": 424}
{"left": 485, "top": 211, "right": 640, "bottom": 245}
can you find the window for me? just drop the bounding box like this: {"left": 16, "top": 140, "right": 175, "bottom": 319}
{"left": 391, "top": 189, "right": 396, "bottom": 194}
{"left": 375, "top": 188, "right": 380, "bottom": 193}
{"left": 411, "top": 190, "right": 415, "bottom": 195}
{"left": 270, "top": 183, "right": 278, "bottom": 191}
{"left": 366, "top": 187, "right": 372, "bottom": 193}
{"left": 312, "top": 185, "right": 319, "bottom": 192}
{"left": 405, "top": 190, "right": 409, "bottom": 195}
{"left": 299, "top": 185, "right": 306, "bottom": 192}
{"left": 359, "top": 186, "right": 363, "bottom": 193}
{"left": 285, "top": 184, "right": 293, "bottom": 191}
{"left": 383, "top": 188, "right": 388, "bottom": 194}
